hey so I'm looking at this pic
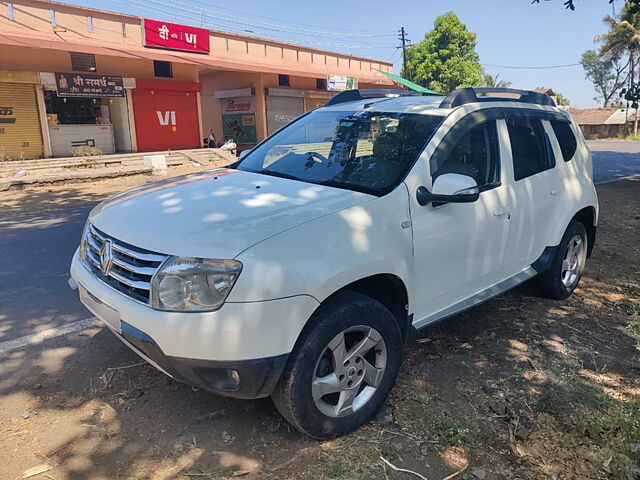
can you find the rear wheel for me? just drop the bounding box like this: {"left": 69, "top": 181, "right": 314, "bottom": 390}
{"left": 536, "top": 220, "right": 588, "bottom": 299}
{"left": 271, "top": 291, "right": 403, "bottom": 439}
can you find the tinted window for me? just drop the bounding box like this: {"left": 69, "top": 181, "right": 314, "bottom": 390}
{"left": 238, "top": 110, "right": 444, "bottom": 195}
{"left": 507, "top": 117, "right": 555, "bottom": 180}
{"left": 278, "top": 74, "right": 290, "bottom": 86}
{"left": 432, "top": 120, "right": 500, "bottom": 189}
{"left": 550, "top": 119, "right": 577, "bottom": 162}
{"left": 153, "top": 61, "right": 173, "bottom": 78}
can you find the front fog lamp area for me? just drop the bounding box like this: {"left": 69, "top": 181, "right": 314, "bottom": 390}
{"left": 150, "top": 257, "right": 242, "bottom": 312}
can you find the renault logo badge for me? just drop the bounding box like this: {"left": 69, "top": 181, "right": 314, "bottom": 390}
{"left": 99, "top": 239, "right": 113, "bottom": 275}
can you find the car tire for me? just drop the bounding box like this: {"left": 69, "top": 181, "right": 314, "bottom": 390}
{"left": 271, "top": 290, "right": 403, "bottom": 439}
{"left": 536, "top": 220, "right": 588, "bottom": 300}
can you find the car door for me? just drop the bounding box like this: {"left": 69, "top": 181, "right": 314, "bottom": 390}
{"left": 502, "top": 112, "right": 562, "bottom": 269}
{"left": 404, "top": 109, "right": 513, "bottom": 327}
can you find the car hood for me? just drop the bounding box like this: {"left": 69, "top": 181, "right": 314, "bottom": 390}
{"left": 89, "top": 168, "right": 371, "bottom": 259}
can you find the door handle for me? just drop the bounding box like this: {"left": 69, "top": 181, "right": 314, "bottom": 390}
{"left": 493, "top": 206, "right": 509, "bottom": 217}
{"left": 550, "top": 188, "right": 561, "bottom": 196}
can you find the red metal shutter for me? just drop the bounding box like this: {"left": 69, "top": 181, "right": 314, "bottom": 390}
{"left": 132, "top": 89, "right": 200, "bottom": 152}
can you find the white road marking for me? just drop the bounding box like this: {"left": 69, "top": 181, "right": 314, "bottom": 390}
{"left": 0, "top": 317, "right": 101, "bottom": 355}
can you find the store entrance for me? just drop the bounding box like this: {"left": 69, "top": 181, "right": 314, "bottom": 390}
{"left": 44, "top": 90, "right": 132, "bottom": 157}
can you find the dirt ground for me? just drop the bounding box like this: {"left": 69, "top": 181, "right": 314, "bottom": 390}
{"left": 1, "top": 174, "right": 639, "bottom": 480}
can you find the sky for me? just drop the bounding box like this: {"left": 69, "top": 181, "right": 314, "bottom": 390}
{"left": 64, "top": 0, "right": 624, "bottom": 108}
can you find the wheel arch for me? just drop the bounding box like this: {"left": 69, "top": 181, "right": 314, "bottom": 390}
{"left": 317, "top": 274, "right": 411, "bottom": 345}
{"left": 571, "top": 205, "right": 597, "bottom": 257}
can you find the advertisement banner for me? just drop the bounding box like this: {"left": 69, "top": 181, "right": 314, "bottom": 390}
{"left": 221, "top": 96, "right": 257, "bottom": 144}
{"left": 143, "top": 18, "right": 210, "bottom": 54}
{"left": 327, "top": 74, "right": 358, "bottom": 91}
{"left": 55, "top": 73, "right": 124, "bottom": 97}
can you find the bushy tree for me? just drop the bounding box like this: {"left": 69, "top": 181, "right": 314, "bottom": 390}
{"left": 581, "top": 50, "right": 628, "bottom": 107}
{"left": 405, "top": 12, "right": 483, "bottom": 94}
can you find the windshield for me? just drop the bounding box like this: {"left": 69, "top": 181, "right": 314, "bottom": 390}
{"left": 236, "top": 109, "right": 445, "bottom": 195}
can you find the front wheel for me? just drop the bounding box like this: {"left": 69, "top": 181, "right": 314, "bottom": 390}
{"left": 271, "top": 291, "right": 403, "bottom": 439}
{"left": 536, "top": 220, "right": 588, "bottom": 300}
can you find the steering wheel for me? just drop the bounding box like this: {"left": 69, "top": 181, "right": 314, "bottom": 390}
{"left": 305, "top": 152, "right": 329, "bottom": 163}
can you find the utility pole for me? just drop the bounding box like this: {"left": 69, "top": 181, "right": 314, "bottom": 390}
{"left": 398, "top": 27, "right": 410, "bottom": 81}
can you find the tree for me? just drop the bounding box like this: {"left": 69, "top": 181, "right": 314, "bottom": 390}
{"left": 581, "top": 50, "right": 628, "bottom": 107}
{"left": 531, "top": 0, "right": 637, "bottom": 12}
{"left": 595, "top": 5, "right": 640, "bottom": 132}
{"left": 483, "top": 73, "right": 512, "bottom": 88}
{"left": 537, "top": 87, "right": 571, "bottom": 105}
{"left": 405, "top": 12, "right": 483, "bottom": 94}
{"left": 554, "top": 91, "right": 571, "bottom": 106}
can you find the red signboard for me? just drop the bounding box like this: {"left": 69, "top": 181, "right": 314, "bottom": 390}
{"left": 143, "top": 18, "right": 210, "bottom": 54}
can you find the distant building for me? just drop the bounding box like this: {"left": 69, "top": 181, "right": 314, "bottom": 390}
{"left": 0, "top": 0, "right": 395, "bottom": 159}
{"left": 568, "top": 108, "right": 636, "bottom": 139}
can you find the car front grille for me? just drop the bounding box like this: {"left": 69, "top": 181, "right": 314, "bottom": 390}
{"left": 81, "top": 224, "right": 167, "bottom": 304}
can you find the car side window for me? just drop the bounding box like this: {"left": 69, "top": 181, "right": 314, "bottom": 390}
{"left": 431, "top": 120, "right": 500, "bottom": 189}
{"left": 550, "top": 119, "right": 578, "bottom": 162}
{"left": 506, "top": 117, "right": 555, "bottom": 180}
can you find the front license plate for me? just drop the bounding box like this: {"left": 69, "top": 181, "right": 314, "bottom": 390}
{"left": 79, "top": 285, "right": 121, "bottom": 333}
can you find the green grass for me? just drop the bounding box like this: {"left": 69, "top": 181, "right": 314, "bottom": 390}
{"left": 413, "top": 395, "right": 473, "bottom": 446}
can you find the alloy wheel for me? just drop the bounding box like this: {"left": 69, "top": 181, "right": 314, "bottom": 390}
{"left": 561, "top": 234, "right": 584, "bottom": 288}
{"left": 312, "top": 325, "right": 387, "bottom": 418}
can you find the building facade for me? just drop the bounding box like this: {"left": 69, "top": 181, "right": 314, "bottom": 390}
{"left": 0, "top": 0, "right": 395, "bottom": 159}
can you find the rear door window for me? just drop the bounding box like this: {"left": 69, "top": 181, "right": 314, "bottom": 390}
{"left": 506, "top": 117, "right": 555, "bottom": 180}
{"left": 550, "top": 119, "right": 578, "bottom": 162}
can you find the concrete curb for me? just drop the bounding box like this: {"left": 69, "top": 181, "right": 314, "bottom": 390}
{"left": 0, "top": 166, "right": 153, "bottom": 191}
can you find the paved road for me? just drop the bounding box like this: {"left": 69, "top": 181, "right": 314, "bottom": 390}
{"left": 0, "top": 205, "right": 92, "bottom": 341}
{"left": 588, "top": 140, "right": 640, "bottom": 184}
{"left": 0, "top": 142, "right": 638, "bottom": 344}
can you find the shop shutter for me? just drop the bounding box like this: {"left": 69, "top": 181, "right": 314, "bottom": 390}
{"left": 132, "top": 89, "right": 200, "bottom": 152}
{"left": 266, "top": 96, "right": 304, "bottom": 135}
{"left": 0, "top": 83, "right": 44, "bottom": 160}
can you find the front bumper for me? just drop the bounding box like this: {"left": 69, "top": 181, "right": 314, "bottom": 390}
{"left": 69, "top": 249, "right": 318, "bottom": 398}
{"left": 118, "top": 319, "right": 288, "bottom": 399}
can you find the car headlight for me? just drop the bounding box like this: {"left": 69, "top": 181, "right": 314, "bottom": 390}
{"left": 79, "top": 221, "right": 90, "bottom": 262}
{"left": 150, "top": 257, "right": 242, "bottom": 312}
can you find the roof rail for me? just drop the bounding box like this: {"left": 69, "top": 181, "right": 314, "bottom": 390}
{"left": 440, "top": 87, "right": 556, "bottom": 109}
{"left": 324, "top": 89, "right": 437, "bottom": 107}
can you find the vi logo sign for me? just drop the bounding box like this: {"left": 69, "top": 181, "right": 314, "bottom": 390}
{"left": 157, "top": 111, "right": 177, "bottom": 131}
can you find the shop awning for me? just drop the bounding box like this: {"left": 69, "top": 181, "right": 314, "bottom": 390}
{"left": 0, "top": 28, "right": 394, "bottom": 84}
{"left": 374, "top": 70, "right": 439, "bottom": 94}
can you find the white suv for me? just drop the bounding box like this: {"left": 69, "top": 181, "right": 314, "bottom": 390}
{"left": 70, "top": 87, "right": 598, "bottom": 439}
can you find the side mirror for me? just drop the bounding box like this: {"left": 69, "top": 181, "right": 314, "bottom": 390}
{"left": 238, "top": 149, "right": 251, "bottom": 160}
{"left": 416, "top": 173, "right": 480, "bottom": 207}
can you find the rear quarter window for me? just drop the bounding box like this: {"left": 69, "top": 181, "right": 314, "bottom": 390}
{"left": 550, "top": 119, "right": 578, "bottom": 162}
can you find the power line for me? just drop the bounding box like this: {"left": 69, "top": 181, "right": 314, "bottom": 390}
{"left": 172, "top": 0, "right": 396, "bottom": 36}
{"left": 482, "top": 62, "right": 581, "bottom": 69}
{"left": 110, "top": 0, "right": 396, "bottom": 49}
{"left": 111, "top": 0, "right": 395, "bottom": 39}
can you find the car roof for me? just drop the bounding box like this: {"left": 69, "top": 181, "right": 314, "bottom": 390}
{"left": 320, "top": 87, "right": 565, "bottom": 117}
{"left": 322, "top": 95, "right": 449, "bottom": 115}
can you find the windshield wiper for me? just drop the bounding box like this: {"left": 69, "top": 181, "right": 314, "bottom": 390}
{"left": 257, "top": 170, "right": 303, "bottom": 182}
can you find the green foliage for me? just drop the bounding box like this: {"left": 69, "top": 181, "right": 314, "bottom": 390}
{"left": 536, "top": 87, "right": 571, "bottom": 105}
{"left": 581, "top": 49, "right": 628, "bottom": 107}
{"left": 532, "top": 0, "right": 634, "bottom": 12}
{"left": 405, "top": 12, "right": 483, "bottom": 94}
{"left": 555, "top": 91, "right": 571, "bottom": 106}
{"left": 483, "top": 73, "right": 512, "bottom": 88}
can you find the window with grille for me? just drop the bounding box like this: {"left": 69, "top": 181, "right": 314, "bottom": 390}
{"left": 70, "top": 52, "right": 97, "bottom": 72}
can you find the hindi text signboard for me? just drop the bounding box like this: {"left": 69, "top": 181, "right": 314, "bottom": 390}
{"left": 143, "top": 19, "right": 210, "bottom": 54}
{"left": 55, "top": 73, "right": 124, "bottom": 97}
